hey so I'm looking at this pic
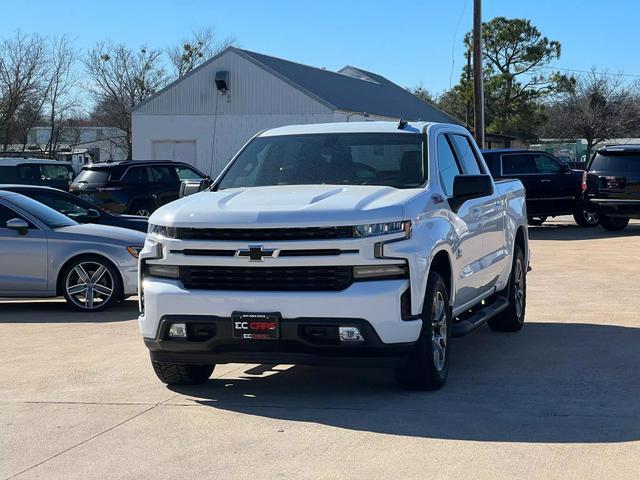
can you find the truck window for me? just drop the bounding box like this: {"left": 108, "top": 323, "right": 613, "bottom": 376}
{"left": 449, "top": 134, "right": 483, "bottom": 174}
{"left": 217, "top": 133, "right": 425, "bottom": 190}
{"left": 501, "top": 154, "right": 537, "bottom": 175}
{"left": 437, "top": 135, "right": 461, "bottom": 197}
{"left": 533, "top": 155, "right": 562, "bottom": 174}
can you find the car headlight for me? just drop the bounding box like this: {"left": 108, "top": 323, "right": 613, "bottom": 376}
{"left": 126, "top": 246, "right": 143, "bottom": 258}
{"left": 148, "top": 224, "right": 177, "bottom": 238}
{"left": 354, "top": 220, "right": 411, "bottom": 238}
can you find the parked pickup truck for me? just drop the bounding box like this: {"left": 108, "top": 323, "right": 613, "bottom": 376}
{"left": 138, "top": 121, "right": 530, "bottom": 391}
{"left": 481, "top": 149, "right": 599, "bottom": 227}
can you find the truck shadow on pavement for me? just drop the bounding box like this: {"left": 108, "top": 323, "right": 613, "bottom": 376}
{"left": 0, "top": 299, "right": 138, "bottom": 323}
{"left": 171, "top": 322, "right": 640, "bottom": 443}
{"left": 528, "top": 221, "right": 640, "bottom": 241}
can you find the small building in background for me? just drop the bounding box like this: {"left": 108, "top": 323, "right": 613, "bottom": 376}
{"left": 26, "top": 126, "right": 127, "bottom": 171}
{"left": 131, "top": 47, "right": 458, "bottom": 177}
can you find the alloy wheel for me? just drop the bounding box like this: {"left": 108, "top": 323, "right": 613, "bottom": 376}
{"left": 431, "top": 291, "right": 447, "bottom": 371}
{"left": 65, "top": 261, "right": 114, "bottom": 310}
{"left": 582, "top": 209, "right": 599, "bottom": 225}
{"left": 514, "top": 258, "right": 525, "bottom": 319}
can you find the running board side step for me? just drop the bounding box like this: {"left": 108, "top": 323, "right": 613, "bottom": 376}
{"left": 451, "top": 296, "right": 509, "bottom": 337}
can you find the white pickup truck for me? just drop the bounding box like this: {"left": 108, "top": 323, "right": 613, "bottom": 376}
{"left": 139, "top": 121, "right": 529, "bottom": 390}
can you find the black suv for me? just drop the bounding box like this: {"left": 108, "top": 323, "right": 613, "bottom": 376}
{"left": 70, "top": 161, "right": 208, "bottom": 216}
{"left": 482, "top": 149, "right": 598, "bottom": 227}
{"left": 583, "top": 145, "right": 640, "bottom": 231}
{"left": 0, "top": 158, "right": 75, "bottom": 191}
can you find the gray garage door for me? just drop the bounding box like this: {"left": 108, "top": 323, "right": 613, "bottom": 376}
{"left": 152, "top": 141, "right": 196, "bottom": 166}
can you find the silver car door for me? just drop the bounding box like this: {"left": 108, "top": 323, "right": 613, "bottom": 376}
{"left": 0, "top": 201, "right": 48, "bottom": 291}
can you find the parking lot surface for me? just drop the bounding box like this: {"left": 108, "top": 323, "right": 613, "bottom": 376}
{"left": 1, "top": 218, "right": 639, "bottom": 480}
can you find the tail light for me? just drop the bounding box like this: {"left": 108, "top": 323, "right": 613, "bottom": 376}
{"left": 581, "top": 171, "right": 587, "bottom": 193}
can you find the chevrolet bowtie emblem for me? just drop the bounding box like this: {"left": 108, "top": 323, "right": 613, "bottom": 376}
{"left": 235, "top": 245, "right": 280, "bottom": 262}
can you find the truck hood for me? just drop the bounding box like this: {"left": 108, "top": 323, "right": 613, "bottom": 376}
{"left": 150, "top": 185, "right": 424, "bottom": 228}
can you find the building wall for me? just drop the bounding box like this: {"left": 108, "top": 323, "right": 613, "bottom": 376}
{"left": 133, "top": 112, "right": 336, "bottom": 176}
{"left": 133, "top": 50, "right": 337, "bottom": 175}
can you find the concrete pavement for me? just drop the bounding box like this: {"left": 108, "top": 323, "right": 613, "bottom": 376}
{"left": 1, "top": 218, "right": 639, "bottom": 479}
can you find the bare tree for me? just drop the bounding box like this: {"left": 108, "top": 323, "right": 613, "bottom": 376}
{"left": 0, "top": 31, "right": 48, "bottom": 150}
{"left": 545, "top": 71, "right": 640, "bottom": 160}
{"left": 84, "top": 42, "right": 167, "bottom": 159}
{"left": 44, "top": 35, "right": 80, "bottom": 157}
{"left": 167, "top": 27, "right": 236, "bottom": 78}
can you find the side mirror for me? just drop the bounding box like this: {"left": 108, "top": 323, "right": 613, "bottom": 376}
{"left": 450, "top": 175, "right": 493, "bottom": 211}
{"left": 86, "top": 208, "right": 101, "bottom": 221}
{"left": 179, "top": 179, "right": 211, "bottom": 198}
{"left": 6, "top": 218, "right": 29, "bottom": 235}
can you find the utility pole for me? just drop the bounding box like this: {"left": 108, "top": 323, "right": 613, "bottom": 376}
{"left": 472, "top": 0, "right": 485, "bottom": 148}
{"left": 465, "top": 48, "right": 471, "bottom": 129}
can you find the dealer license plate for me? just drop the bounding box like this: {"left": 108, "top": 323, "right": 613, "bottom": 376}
{"left": 232, "top": 312, "right": 280, "bottom": 340}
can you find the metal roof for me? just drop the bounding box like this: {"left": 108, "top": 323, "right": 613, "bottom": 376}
{"left": 133, "top": 47, "right": 460, "bottom": 124}
{"left": 236, "top": 49, "right": 459, "bottom": 123}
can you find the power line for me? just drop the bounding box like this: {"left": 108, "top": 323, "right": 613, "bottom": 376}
{"left": 539, "top": 66, "right": 640, "bottom": 78}
{"left": 449, "top": 0, "right": 469, "bottom": 88}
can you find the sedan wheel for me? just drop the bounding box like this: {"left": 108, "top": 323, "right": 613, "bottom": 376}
{"left": 62, "top": 258, "right": 122, "bottom": 311}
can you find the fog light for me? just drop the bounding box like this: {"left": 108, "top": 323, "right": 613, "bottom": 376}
{"left": 339, "top": 326, "right": 364, "bottom": 342}
{"left": 168, "top": 323, "right": 187, "bottom": 338}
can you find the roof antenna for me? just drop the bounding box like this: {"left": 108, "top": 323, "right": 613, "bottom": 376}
{"left": 397, "top": 118, "right": 408, "bottom": 129}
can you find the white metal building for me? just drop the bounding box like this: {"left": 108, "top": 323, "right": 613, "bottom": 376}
{"left": 132, "top": 47, "right": 458, "bottom": 176}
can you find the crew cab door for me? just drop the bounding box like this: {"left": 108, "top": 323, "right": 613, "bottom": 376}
{"left": 437, "top": 134, "right": 505, "bottom": 311}
{"left": 501, "top": 153, "right": 552, "bottom": 215}
{"left": 533, "top": 154, "right": 576, "bottom": 214}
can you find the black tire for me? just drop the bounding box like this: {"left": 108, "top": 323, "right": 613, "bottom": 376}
{"left": 59, "top": 255, "right": 123, "bottom": 312}
{"left": 599, "top": 215, "right": 629, "bottom": 231}
{"left": 573, "top": 207, "right": 599, "bottom": 227}
{"left": 488, "top": 245, "right": 526, "bottom": 332}
{"left": 128, "top": 199, "right": 155, "bottom": 217}
{"left": 151, "top": 361, "right": 215, "bottom": 385}
{"left": 527, "top": 216, "right": 547, "bottom": 226}
{"left": 394, "top": 271, "right": 451, "bottom": 391}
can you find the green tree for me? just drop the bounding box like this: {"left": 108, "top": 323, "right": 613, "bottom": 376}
{"left": 464, "top": 17, "right": 571, "bottom": 137}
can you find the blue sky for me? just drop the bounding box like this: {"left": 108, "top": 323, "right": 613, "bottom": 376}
{"left": 3, "top": 0, "right": 639, "bottom": 94}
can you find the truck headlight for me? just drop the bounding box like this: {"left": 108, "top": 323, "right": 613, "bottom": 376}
{"left": 148, "top": 224, "right": 177, "bottom": 238}
{"left": 146, "top": 264, "right": 180, "bottom": 278}
{"left": 353, "top": 264, "right": 408, "bottom": 279}
{"left": 354, "top": 221, "right": 411, "bottom": 238}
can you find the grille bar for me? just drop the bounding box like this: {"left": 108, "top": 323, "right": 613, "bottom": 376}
{"left": 179, "top": 266, "right": 353, "bottom": 291}
{"left": 175, "top": 226, "right": 354, "bottom": 241}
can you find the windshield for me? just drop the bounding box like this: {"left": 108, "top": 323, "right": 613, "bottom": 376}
{"left": 216, "top": 133, "right": 426, "bottom": 190}
{"left": 590, "top": 154, "right": 640, "bottom": 173}
{"left": 7, "top": 193, "right": 77, "bottom": 228}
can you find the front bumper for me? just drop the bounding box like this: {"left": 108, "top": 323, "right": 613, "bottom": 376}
{"left": 144, "top": 315, "right": 414, "bottom": 367}
{"left": 139, "top": 276, "right": 421, "bottom": 346}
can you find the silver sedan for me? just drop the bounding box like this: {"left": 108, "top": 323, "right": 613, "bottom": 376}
{"left": 0, "top": 190, "right": 146, "bottom": 311}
